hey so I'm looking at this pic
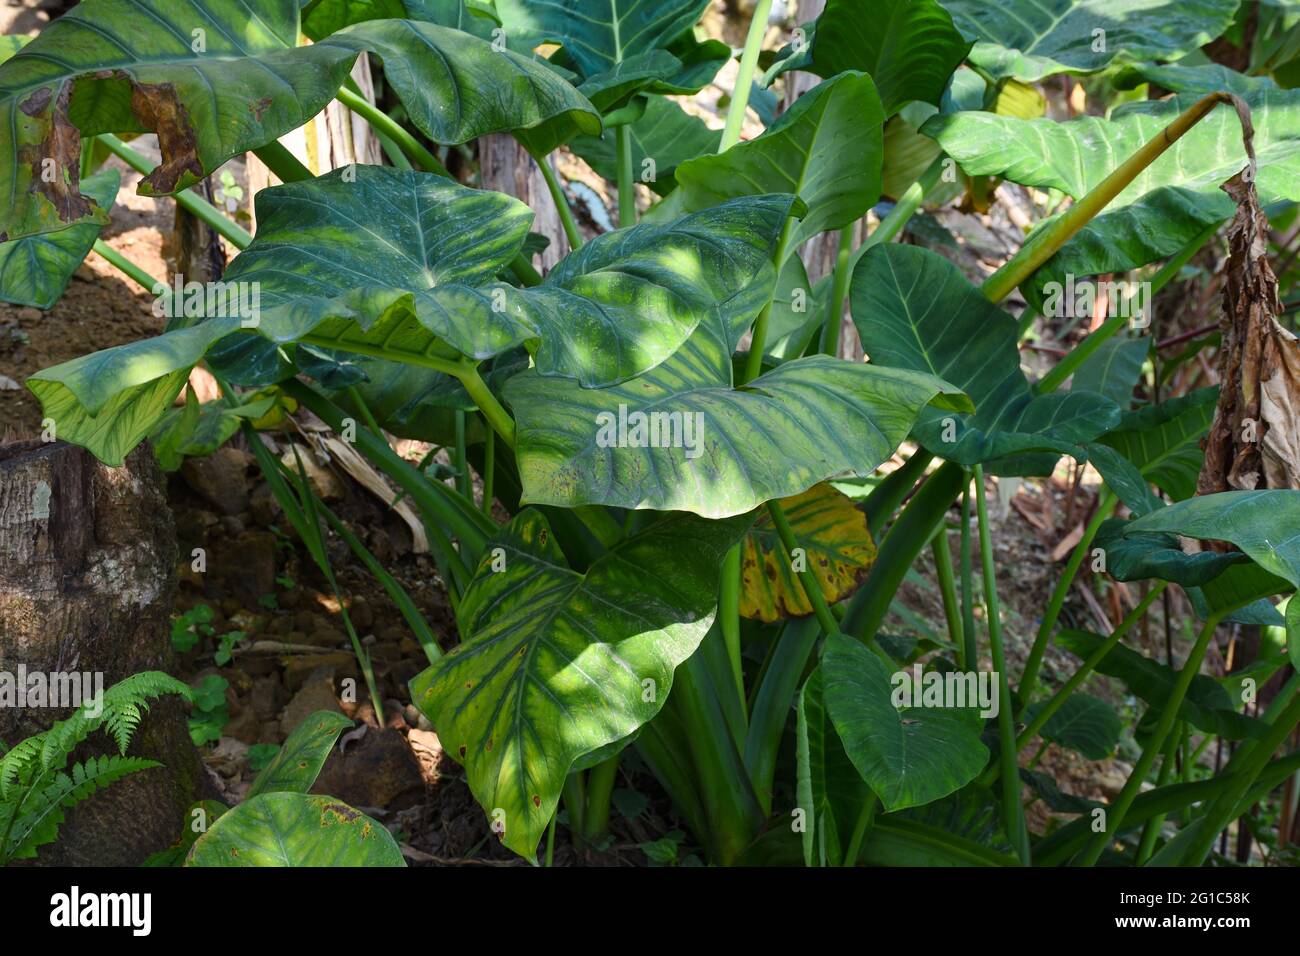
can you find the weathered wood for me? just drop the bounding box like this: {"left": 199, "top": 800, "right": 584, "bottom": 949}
{"left": 0, "top": 439, "right": 208, "bottom": 865}
{"left": 480, "top": 134, "right": 568, "bottom": 271}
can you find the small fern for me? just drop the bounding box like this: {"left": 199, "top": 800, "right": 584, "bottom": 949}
{"left": 0, "top": 671, "right": 191, "bottom": 863}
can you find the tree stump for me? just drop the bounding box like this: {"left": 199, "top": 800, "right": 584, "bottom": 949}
{"left": 0, "top": 439, "right": 207, "bottom": 865}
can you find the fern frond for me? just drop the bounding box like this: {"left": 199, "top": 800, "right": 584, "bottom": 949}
{"left": 3, "top": 755, "right": 159, "bottom": 862}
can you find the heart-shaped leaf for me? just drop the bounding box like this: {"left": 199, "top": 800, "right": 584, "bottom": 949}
{"left": 1071, "top": 334, "right": 1149, "bottom": 408}
{"left": 850, "top": 243, "right": 1119, "bottom": 470}
{"left": 740, "top": 483, "right": 876, "bottom": 622}
{"left": 764, "top": 0, "right": 970, "bottom": 115}
{"left": 505, "top": 319, "right": 970, "bottom": 518}
{"left": 940, "top": 0, "right": 1240, "bottom": 82}
{"left": 822, "top": 632, "right": 989, "bottom": 811}
{"left": 675, "top": 72, "right": 886, "bottom": 258}
{"left": 185, "top": 792, "right": 405, "bottom": 866}
{"left": 409, "top": 508, "right": 751, "bottom": 859}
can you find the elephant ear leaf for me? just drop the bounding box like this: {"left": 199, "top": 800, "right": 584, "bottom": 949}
{"left": 674, "top": 72, "right": 886, "bottom": 258}
{"left": 318, "top": 20, "right": 600, "bottom": 145}
{"left": 1097, "top": 387, "right": 1219, "bottom": 502}
{"left": 409, "top": 509, "right": 752, "bottom": 860}
{"left": 506, "top": 325, "right": 970, "bottom": 518}
{"left": 763, "top": 0, "right": 970, "bottom": 116}
{"left": 0, "top": 0, "right": 361, "bottom": 241}
{"left": 185, "top": 793, "right": 405, "bottom": 867}
{"left": 822, "top": 632, "right": 988, "bottom": 812}
{"left": 940, "top": 0, "right": 1240, "bottom": 82}
{"left": 850, "top": 243, "right": 1119, "bottom": 472}
{"left": 0, "top": 169, "right": 118, "bottom": 309}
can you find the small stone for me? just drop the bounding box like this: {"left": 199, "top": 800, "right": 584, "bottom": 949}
{"left": 249, "top": 482, "right": 280, "bottom": 527}
{"left": 279, "top": 667, "right": 343, "bottom": 738}
{"left": 181, "top": 446, "right": 252, "bottom": 516}
{"left": 278, "top": 445, "right": 344, "bottom": 501}
{"left": 251, "top": 676, "right": 283, "bottom": 721}
{"left": 15, "top": 307, "right": 42, "bottom": 322}
{"left": 311, "top": 727, "right": 424, "bottom": 809}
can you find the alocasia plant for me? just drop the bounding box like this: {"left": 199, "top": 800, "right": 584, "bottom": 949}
{"left": 8, "top": 0, "right": 1300, "bottom": 871}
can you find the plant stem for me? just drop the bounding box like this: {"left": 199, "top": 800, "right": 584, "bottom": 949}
{"left": 1076, "top": 612, "right": 1223, "bottom": 865}
{"left": 959, "top": 480, "right": 978, "bottom": 672}
{"left": 454, "top": 409, "right": 470, "bottom": 498}
{"left": 767, "top": 499, "right": 841, "bottom": 638}
{"left": 847, "top": 154, "right": 946, "bottom": 275}
{"left": 582, "top": 755, "right": 619, "bottom": 841}
{"left": 545, "top": 810, "right": 557, "bottom": 866}
{"left": 742, "top": 222, "right": 793, "bottom": 382}
{"left": 454, "top": 359, "right": 517, "bottom": 448}
{"left": 817, "top": 224, "right": 854, "bottom": 355}
{"left": 616, "top": 124, "right": 637, "bottom": 228}
{"left": 719, "top": 0, "right": 773, "bottom": 152}
{"left": 1136, "top": 726, "right": 1181, "bottom": 864}
{"left": 718, "top": 545, "right": 747, "bottom": 718}
{"left": 254, "top": 140, "right": 313, "bottom": 183}
{"left": 97, "top": 134, "right": 252, "bottom": 249}
{"left": 973, "top": 465, "right": 1030, "bottom": 864}
{"left": 841, "top": 796, "right": 878, "bottom": 866}
{"left": 482, "top": 424, "right": 495, "bottom": 515}
{"left": 90, "top": 239, "right": 163, "bottom": 296}
{"left": 1017, "top": 493, "right": 1116, "bottom": 703}
{"left": 535, "top": 151, "right": 583, "bottom": 251}
{"left": 931, "top": 526, "right": 964, "bottom": 665}
{"left": 337, "top": 87, "right": 448, "bottom": 175}
{"left": 981, "top": 93, "right": 1240, "bottom": 304}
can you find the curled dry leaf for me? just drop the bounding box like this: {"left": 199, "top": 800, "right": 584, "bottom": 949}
{"left": 1199, "top": 102, "right": 1300, "bottom": 496}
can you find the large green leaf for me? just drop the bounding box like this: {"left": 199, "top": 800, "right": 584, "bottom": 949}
{"left": 185, "top": 792, "right": 405, "bottom": 866}
{"left": 939, "top": 0, "right": 1240, "bottom": 81}
{"left": 924, "top": 90, "right": 1300, "bottom": 306}
{"left": 1097, "top": 387, "right": 1218, "bottom": 501}
{"left": 0, "top": 169, "right": 117, "bottom": 308}
{"left": 319, "top": 20, "right": 600, "bottom": 145}
{"left": 1024, "top": 693, "right": 1120, "bottom": 760}
{"left": 27, "top": 183, "right": 794, "bottom": 465}
{"left": 303, "top": 0, "right": 498, "bottom": 41}
{"left": 494, "top": 0, "right": 709, "bottom": 80}
{"left": 504, "top": 319, "right": 970, "bottom": 518}
{"left": 850, "top": 243, "right": 1119, "bottom": 470}
{"left": 246, "top": 711, "right": 354, "bottom": 798}
{"left": 569, "top": 96, "right": 719, "bottom": 196}
{"left": 0, "top": 0, "right": 359, "bottom": 242}
{"left": 796, "top": 666, "right": 870, "bottom": 866}
{"left": 409, "top": 508, "right": 750, "bottom": 859}
{"left": 822, "top": 632, "right": 988, "bottom": 811}
{"left": 1125, "top": 491, "right": 1300, "bottom": 588}
{"left": 1094, "top": 517, "right": 1248, "bottom": 586}
{"left": 764, "top": 0, "right": 970, "bottom": 115}
{"left": 675, "top": 72, "right": 886, "bottom": 258}
{"left": 1056, "top": 630, "right": 1265, "bottom": 741}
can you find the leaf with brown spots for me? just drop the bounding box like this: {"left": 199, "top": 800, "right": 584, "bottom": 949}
{"left": 186, "top": 793, "right": 404, "bottom": 867}
{"left": 247, "top": 710, "right": 353, "bottom": 798}
{"left": 0, "top": 0, "right": 358, "bottom": 241}
{"left": 740, "top": 483, "right": 876, "bottom": 622}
